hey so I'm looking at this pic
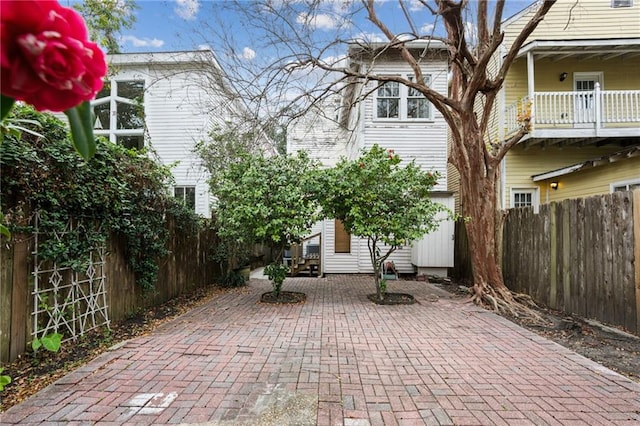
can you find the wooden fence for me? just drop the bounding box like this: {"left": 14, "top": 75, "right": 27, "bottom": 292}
{"left": 455, "top": 190, "right": 639, "bottom": 335}
{"left": 1, "top": 218, "right": 222, "bottom": 363}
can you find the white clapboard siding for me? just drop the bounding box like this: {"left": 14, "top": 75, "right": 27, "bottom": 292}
{"left": 86, "top": 51, "right": 244, "bottom": 218}
{"left": 288, "top": 98, "right": 358, "bottom": 167}
{"left": 411, "top": 194, "right": 455, "bottom": 268}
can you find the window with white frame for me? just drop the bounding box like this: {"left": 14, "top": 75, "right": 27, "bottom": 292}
{"left": 174, "top": 186, "right": 196, "bottom": 211}
{"left": 511, "top": 188, "right": 538, "bottom": 211}
{"left": 376, "top": 75, "right": 432, "bottom": 120}
{"left": 93, "top": 80, "right": 145, "bottom": 149}
{"left": 407, "top": 75, "right": 431, "bottom": 119}
{"left": 611, "top": 0, "right": 632, "bottom": 8}
{"left": 612, "top": 178, "right": 640, "bottom": 192}
{"left": 376, "top": 81, "right": 400, "bottom": 119}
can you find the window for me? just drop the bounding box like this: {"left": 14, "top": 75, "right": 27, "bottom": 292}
{"left": 174, "top": 186, "right": 196, "bottom": 211}
{"left": 334, "top": 219, "right": 351, "bottom": 253}
{"left": 375, "top": 75, "right": 432, "bottom": 120}
{"left": 511, "top": 188, "right": 538, "bottom": 212}
{"left": 93, "top": 80, "right": 145, "bottom": 149}
{"left": 407, "top": 75, "right": 431, "bottom": 119}
{"left": 612, "top": 0, "right": 632, "bottom": 8}
{"left": 612, "top": 179, "right": 640, "bottom": 192}
{"left": 376, "top": 81, "right": 400, "bottom": 118}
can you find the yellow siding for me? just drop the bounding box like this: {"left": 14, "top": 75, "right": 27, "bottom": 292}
{"left": 447, "top": 161, "right": 461, "bottom": 213}
{"left": 536, "top": 156, "right": 640, "bottom": 203}
{"left": 504, "top": 0, "right": 640, "bottom": 49}
{"left": 505, "top": 145, "right": 623, "bottom": 206}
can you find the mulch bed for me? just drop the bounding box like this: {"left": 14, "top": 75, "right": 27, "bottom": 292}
{"left": 367, "top": 292, "right": 416, "bottom": 305}
{"left": 260, "top": 291, "right": 306, "bottom": 304}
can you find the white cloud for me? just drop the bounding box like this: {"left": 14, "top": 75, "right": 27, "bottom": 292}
{"left": 351, "top": 32, "right": 385, "bottom": 43}
{"left": 175, "top": 0, "right": 200, "bottom": 20}
{"left": 121, "top": 35, "right": 165, "bottom": 48}
{"left": 420, "top": 23, "right": 435, "bottom": 34}
{"left": 296, "top": 12, "right": 339, "bottom": 30}
{"left": 242, "top": 47, "right": 256, "bottom": 60}
{"left": 198, "top": 44, "right": 211, "bottom": 51}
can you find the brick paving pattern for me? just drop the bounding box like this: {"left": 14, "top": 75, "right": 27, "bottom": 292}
{"left": 1, "top": 275, "right": 639, "bottom": 425}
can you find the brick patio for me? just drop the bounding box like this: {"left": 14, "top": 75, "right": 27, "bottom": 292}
{"left": 1, "top": 275, "right": 639, "bottom": 425}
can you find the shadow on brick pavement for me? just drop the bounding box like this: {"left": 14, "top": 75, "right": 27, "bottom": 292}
{"left": 1, "top": 275, "right": 639, "bottom": 425}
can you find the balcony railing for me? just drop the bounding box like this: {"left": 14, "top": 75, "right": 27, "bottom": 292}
{"left": 505, "top": 84, "right": 640, "bottom": 138}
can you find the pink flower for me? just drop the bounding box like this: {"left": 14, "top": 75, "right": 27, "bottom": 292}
{"left": 359, "top": 162, "right": 365, "bottom": 168}
{"left": 1, "top": 0, "right": 107, "bottom": 112}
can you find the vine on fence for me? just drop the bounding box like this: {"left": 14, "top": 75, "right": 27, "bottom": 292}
{"left": 0, "top": 105, "right": 201, "bottom": 290}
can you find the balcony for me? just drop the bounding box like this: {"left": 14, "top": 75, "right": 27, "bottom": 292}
{"left": 505, "top": 84, "right": 640, "bottom": 146}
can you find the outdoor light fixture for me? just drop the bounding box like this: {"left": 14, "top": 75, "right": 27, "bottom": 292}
{"left": 559, "top": 72, "right": 568, "bottom": 82}
{"left": 550, "top": 181, "right": 559, "bottom": 190}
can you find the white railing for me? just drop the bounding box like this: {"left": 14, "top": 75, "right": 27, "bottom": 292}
{"left": 505, "top": 84, "right": 640, "bottom": 137}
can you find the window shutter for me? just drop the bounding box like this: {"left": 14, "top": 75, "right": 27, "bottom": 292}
{"left": 334, "top": 219, "right": 351, "bottom": 253}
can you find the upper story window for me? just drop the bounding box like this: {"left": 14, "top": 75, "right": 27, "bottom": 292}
{"left": 407, "top": 75, "right": 431, "bottom": 119}
{"left": 376, "top": 75, "right": 432, "bottom": 120}
{"left": 93, "top": 80, "right": 145, "bottom": 150}
{"left": 376, "top": 81, "right": 400, "bottom": 119}
{"left": 611, "top": 0, "right": 633, "bottom": 7}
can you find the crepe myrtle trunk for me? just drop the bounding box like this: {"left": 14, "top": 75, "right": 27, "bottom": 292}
{"left": 454, "top": 128, "right": 513, "bottom": 305}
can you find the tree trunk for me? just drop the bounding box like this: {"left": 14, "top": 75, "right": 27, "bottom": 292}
{"left": 455, "top": 132, "right": 515, "bottom": 308}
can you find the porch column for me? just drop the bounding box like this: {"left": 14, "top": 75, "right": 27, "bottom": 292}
{"left": 527, "top": 51, "right": 535, "bottom": 126}
{"left": 594, "top": 82, "right": 601, "bottom": 135}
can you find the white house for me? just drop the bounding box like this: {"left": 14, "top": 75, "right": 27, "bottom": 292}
{"left": 288, "top": 41, "right": 455, "bottom": 277}
{"left": 91, "top": 50, "right": 246, "bottom": 217}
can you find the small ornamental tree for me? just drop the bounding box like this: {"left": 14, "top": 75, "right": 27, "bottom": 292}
{"left": 215, "top": 151, "right": 319, "bottom": 298}
{"left": 317, "top": 145, "right": 445, "bottom": 301}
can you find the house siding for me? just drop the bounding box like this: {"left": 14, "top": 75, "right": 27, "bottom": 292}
{"left": 95, "top": 52, "right": 242, "bottom": 218}
{"left": 505, "top": 145, "right": 623, "bottom": 207}
{"left": 537, "top": 156, "right": 640, "bottom": 203}
{"left": 359, "top": 59, "right": 450, "bottom": 191}
{"left": 503, "top": 0, "right": 640, "bottom": 49}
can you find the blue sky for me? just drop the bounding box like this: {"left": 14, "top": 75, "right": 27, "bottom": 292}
{"left": 69, "top": 0, "right": 536, "bottom": 55}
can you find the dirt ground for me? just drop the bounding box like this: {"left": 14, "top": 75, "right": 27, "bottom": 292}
{"left": 436, "top": 280, "right": 640, "bottom": 383}
{"left": 1, "top": 279, "right": 639, "bottom": 412}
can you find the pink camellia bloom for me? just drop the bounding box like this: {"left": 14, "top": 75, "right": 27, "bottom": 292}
{"left": 0, "top": 0, "right": 107, "bottom": 112}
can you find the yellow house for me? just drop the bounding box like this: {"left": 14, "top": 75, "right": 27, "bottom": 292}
{"left": 494, "top": 0, "right": 640, "bottom": 210}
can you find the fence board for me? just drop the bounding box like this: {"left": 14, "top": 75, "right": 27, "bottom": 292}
{"left": 634, "top": 190, "right": 640, "bottom": 334}
{"left": 9, "top": 235, "right": 30, "bottom": 361}
{"left": 498, "top": 192, "right": 637, "bottom": 334}
{"left": 549, "top": 203, "right": 557, "bottom": 309}
{"left": 1, "top": 240, "right": 13, "bottom": 362}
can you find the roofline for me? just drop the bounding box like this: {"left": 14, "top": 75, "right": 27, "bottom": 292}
{"left": 107, "top": 50, "right": 220, "bottom": 67}
{"left": 347, "top": 39, "right": 449, "bottom": 54}
{"left": 514, "top": 38, "right": 640, "bottom": 58}
{"left": 532, "top": 145, "right": 640, "bottom": 182}
{"left": 502, "top": 0, "right": 539, "bottom": 27}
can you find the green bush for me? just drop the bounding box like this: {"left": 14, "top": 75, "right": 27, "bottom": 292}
{"left": 1, "top": 105, "right": 200, "bottom": 291}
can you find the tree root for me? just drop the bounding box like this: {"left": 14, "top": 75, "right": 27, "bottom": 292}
{"left": 471, "top": 284, "right": 549, "bottom": 326}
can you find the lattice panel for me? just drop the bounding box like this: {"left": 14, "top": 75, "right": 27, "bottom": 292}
{"left": 32, "top": 214, "right": 110, "bottom": 344}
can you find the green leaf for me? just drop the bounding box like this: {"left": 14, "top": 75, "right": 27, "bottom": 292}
{"left": 0, "top": 223, "right": 10, "bottom": 241}
{"left": 41, "top": 333, "right": 63, "bottom": 352}
{"left": 1, "top": 95, "right": 15, "bottom": 121}
{"left": 32, "top": 338, "right": 42, "bottom": 352}
{"left": 0, "top": 372, "right": 11, "bottom": 392}
{"left": 64, "top": 102, "right": 96, "bottom": 160}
